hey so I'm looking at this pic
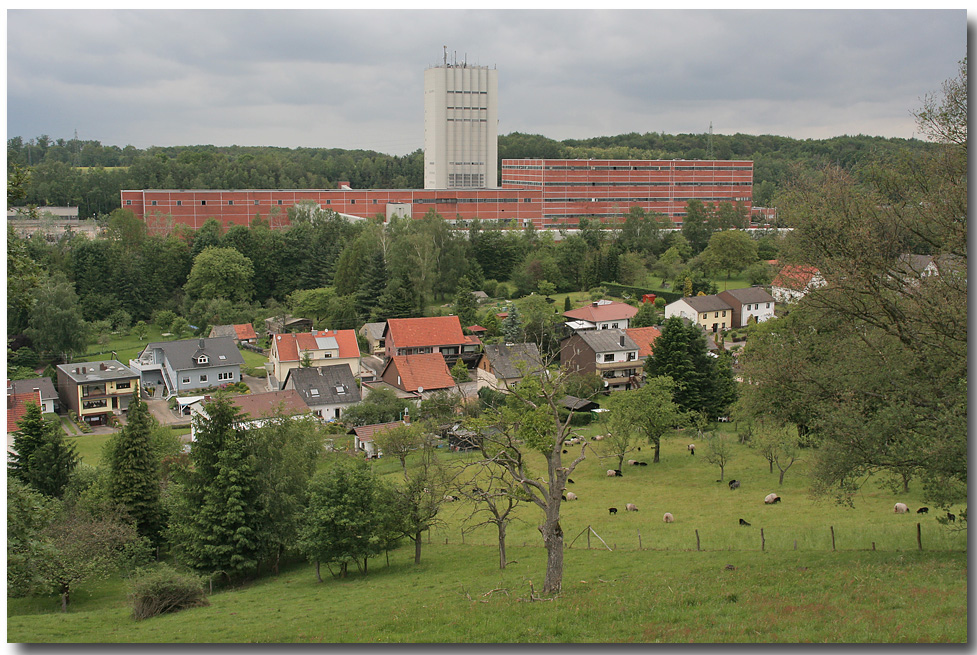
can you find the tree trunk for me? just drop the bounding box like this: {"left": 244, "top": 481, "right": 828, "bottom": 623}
{"left": 498, "top": 522, "right": 507, "bottom": 569}
{"left": 779, "top": 469, "right": 785, "bottom": 485}
{"left": 414, "top": 531, "right": 423, "bottom": 564}
{"left": 719, "top": 466, "right": 725, "bottom": 482}
{"left": 653, "top": 437, "right": 661, "bottom": 463}
{"left": 340, "top": 561, "right": 347, "bottom": 578}
{"left": 539, "top": 502, "right": 564, "bottom": 594}
{"left": 363, "top": 557, "right": 368, "bottom": 575}
{"left": 60, "top": 584, "right": 69, "bottom": 612}
{"left": 315, "top": 560, "right": 322, "bottom": 583}
{"left": 769, "top": 460, "right": 773, "bottom": 474}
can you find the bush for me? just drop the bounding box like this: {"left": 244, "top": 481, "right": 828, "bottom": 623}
{"left": 128, "top": 563, "right": 209, "bottom": 620}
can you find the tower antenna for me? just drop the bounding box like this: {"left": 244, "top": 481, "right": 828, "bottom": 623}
{"left": 443, "top": 45, "right": 447, "bottom": 67}
{"left": 707, "top": 122, "right": 714, "bottom": 159}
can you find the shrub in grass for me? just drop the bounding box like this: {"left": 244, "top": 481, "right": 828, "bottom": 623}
{"left": 129, "top": 563, "right": 209, "bottom": 620}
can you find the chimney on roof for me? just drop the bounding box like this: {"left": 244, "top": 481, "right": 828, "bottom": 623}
{"left": 592, "top": 301, "right": 599, "bottom": 307}
{"left": 312, "top": 329, "right": 317, "bottom": 336}
{"left": 199, "top": 339, "right": 205, "bottom": 348}
{"left": 100, "top": 363, "right": 107, "bottom": 371}
{"left": 620, "top": 335, "right": 625, "bottom": 347}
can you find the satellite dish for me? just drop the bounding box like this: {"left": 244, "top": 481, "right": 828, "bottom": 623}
{"left": 418, "top": 386, "right": 424, "bottom": 393}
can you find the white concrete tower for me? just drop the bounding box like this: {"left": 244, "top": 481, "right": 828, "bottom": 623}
{"left": 424, "top": 54, "right": 498, "bottom": 189}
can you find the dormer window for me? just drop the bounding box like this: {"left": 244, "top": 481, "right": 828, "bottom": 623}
{"left": 196, "top": 355, "right": 209, "bottom": 365}
{"left": 336, "top": 385, "right": 346, "bottom": 394}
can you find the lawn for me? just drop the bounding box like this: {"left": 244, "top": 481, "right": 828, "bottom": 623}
{"left": 8, "top": 430, "right": 966, "bottom": 643}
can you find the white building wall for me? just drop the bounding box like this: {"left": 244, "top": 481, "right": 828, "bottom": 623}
{"left": 424, "top": 64, "right": 498, "bottom": 190}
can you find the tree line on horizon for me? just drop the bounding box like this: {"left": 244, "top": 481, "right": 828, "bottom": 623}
{"left": 7, "top": 130, "right": 933, "bottom": 219}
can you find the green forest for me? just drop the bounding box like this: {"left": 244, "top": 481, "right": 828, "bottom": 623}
{"left": 7, "top": 129, "right": 934, "bottom": 218}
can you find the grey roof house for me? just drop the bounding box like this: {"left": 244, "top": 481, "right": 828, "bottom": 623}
{"left": 8, "top": 377, "right": 59, "bottom": 414}
{"left": 476, "top": 343, "right": 544, "bottom": 390}
{"left": 282, "top": 364, "right": 362, "bottom": 422}
{"left": 129, "top": 337, "right": 244, "bottom": 399}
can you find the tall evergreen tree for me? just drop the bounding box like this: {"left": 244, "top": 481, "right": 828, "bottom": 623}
{"left": 106, "top": 392, "right": 162, "bottom": 543}
{"left": 375, "top": 271, "right": 420, "bottom": 320}
{"left": 645, "top": 316, "right": 726, "bottom": 418}
{"left": 452, "top": 276, "right": 479, "bottom": 328}
{"left": 354, "top": 250, "right": 388, "bottom": 323}
{"left": 501, "top": 304, "right": 523, "bottom": 343}
{"left": 9, "top": 402, "right": 77, "bottom": 498}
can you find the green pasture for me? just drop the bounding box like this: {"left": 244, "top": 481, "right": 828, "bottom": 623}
{"left": 7, "top": 545, "right": 966, "bottom": 643}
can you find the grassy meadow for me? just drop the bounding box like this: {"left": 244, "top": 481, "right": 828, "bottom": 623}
{"left": 9, "top": 428, "right": 967, "bottom": 643}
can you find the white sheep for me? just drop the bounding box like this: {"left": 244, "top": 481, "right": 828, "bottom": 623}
{"left": 662, "top": 512, "right": 674, "bottom": 523}
{"left": 627, "top": 459, "right": 638, "bottom": 466}
{"left": 764, "top": 493, "right": 781, "bottom": 504}
{"left": 565, "top": 492, "right": 577, "bottom": 501}
{"left": 593, "top": 434, "right": 604, "bottom": 441}
{"left": 607, "top": 469, "right": 617, "bottom": 477}
{"left": 626, "top": 503, "right": 638, "bottom": 512}
{"left": 894, "top": 502, "right": 909, "bottom": 514}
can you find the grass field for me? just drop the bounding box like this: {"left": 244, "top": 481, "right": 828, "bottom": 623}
{"left": 8, "top": 429, "right": 967, "bottom": 643}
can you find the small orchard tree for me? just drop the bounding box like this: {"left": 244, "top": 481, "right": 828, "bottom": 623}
{"left": 373, "top": 422, "right": 427, "bottom": 477}
{"left": 391, "top": 443, "right": 445, "bottom": 565}
{"left": 603, "top": 376, "right": 683, "bottom": 464}
{"left": 456, "top": 457, "right": 528, "bottom": 569}
{"left": 703, "top": 431, "right": 733, "bottom": 482}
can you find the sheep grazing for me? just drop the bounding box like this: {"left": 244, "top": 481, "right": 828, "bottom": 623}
{"left": 947, "top": 512, "right": 956, "bottom": 523}
{"left": 567, "top": 478, "right": 575, "bottom": 484}
{"left": 593, "top": 434, "right": 604, "bottom": 441}
{"left": 609, "top": 507, "right": 618, "bottom": 515}
{"left": 639, "top": 461, "right": 648, "bottom": 466}
{"left": 626, "top": 503, "right": 638, "bottom": 512}
{"left": 614, "top": 469, "right": 623, "bottom": 477}
{"left": 764, "top": 493, "right": 781, "bottom": 505}
{"left": 688, "top": 444, "right": 695, "bottom": 455}
{"left": 894, "top": 503, "right": 909, "bottom": 514}
{"left": 565, "top": 492, "right": 577, "bottom": 501}
{"left": 607, "top": 470, "right": 617, "bottom": 477}
{"left": 739, "top": 518, "right": 751, "bottom": 526}
{"left": 562, "top": 495, "right": 567, "bottom": 501}
{"left": 916, "top": 507, "right": 929, "bottom": 514}
{"left": 662, "top": 512, "right": 674, "bottom": 523}
{"left": 628, "top": 459, "right": 639, "bottom": 466}
{"left": 562, "top": 449, "right": 568, "bottom": 454}
{"left": 443, "top": 495, "right": 459, "bottom": 502}
{"left": 729, "top": 480, "right": 741, "bottom": 491}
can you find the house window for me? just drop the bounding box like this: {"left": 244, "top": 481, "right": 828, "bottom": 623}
{"left": 278, "top": 200, "right": 283, "bottom": 205}
{"left": 151, "top": 200, "right": 157, "bottom": 206}
{"left": 218, "top": 372, "right": 233, "bottom": 381}
{"left": 126, "top": 200, "right": 132, "bottom": 205}
{"left": 715, "top": 312, "right": 719, "bottom": 318}
{"left": 176, "top": 200, "right": 182, "bottom": 206}
{"left": 603, "top": 354, "right": 615, "bottom": 362}
{"left": 228, "top": 200, "right": 234, "bottom": 205}
{"left": 199, "top": 375, "right": 208, "bottom": 383}
{"left": 336, "top": 385, "right": 346, "bottom": 394}
{"left": 310, "top": 388, "right": 319, "bottom": 397}
{"left": 350, "top": 199, "right": 356, "bottom": 204}
{"left": 326, "top": 200, "right": 330, "bottom": 205}
{"left": 612, "top": 323, "right": 619, "bottom": 329}
{"left": 116, "top": 381, "right": 131, "bottom": 390}
{"left": 201, "top": 200, "right": 207, "bottom": 205}
{"left": 701, "top": 313, "right": 707, "bottom": 319}
{"left": 766, "top": 303, "right": 770, "bottom": 308}
{"left": 627, "top": 352, "right": 636, "bottom": 361}
{"left": 254, "top": 200, "right": 259, "bottom": 205}
{"left": 182, "top": 377, "right": 190, "bottom": 384}
{"left": 722, "top": 311, "right": 726, "bottom": 317}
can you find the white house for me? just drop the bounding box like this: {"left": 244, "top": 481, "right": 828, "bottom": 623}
{"left": 717, "top": 287, "right": 776, "bottom": 327}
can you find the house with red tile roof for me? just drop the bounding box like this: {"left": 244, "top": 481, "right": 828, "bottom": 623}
{"left": 624, "top": 326, "right": 662, "bottom": 361}
{"left": 209, "top": 323, "right": 259, "bottom": 345}
{"left": 564, "top": 300, "right": 639, "bottom": 332}
{"left": 269, "top": 329, "right": 361, "bottom": 389}
{"left": 7, "top": 389, "right": 42, "bottom": 434}
{"left": 380, "top": 353, "right": 457, "bottom": 399}
{"left": 771, "top": 265, "right": 825, "bottom": 303}
{"left": 189, "top": 389, "right": 311, "bottom": 440}
{"left": 383, "top": 316, "right": 481, "bottom": 367}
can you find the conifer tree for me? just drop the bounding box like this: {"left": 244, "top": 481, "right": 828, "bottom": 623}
{"left": 354, "top": 250, "right": 388, "bottom": 323}
{"left": 452, "top": 276, "right": 479, "bottom": 328}
{"left": 106, "top": 392, "right": 162, "bottom": 543}
{"left": 9, "top": 402, "right": 77, "bottom": 498}
{"left": 501, "top": 304, "right": 523, "bottom": 343}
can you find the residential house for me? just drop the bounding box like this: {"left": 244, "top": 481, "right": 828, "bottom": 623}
{"left": 359, "top": 322, "right": 387, "bottom": 356}
{"left": 349, "top": 420, "right": 407, "bottom": 458}
{"left": 560, "top": 329, "right": 641, "bottom": 392}
{"left": 383, "top": 316, "right": 481, "bottom": 367}
{"left": 472, "top": 290, "right": 490, "bottom": 303}
{"left": 664, "top": 295, "right": 735, "bottom": 333}
{"left": 717, "top": 287, "right": 776, "bottom": 327}
{"left": 263, "top": 314, "right": 313, "bottom": 336}
{"left": 8, "top": 389, "right": 43, "bottom": 436}
{"left": 189, "top": 389, "right": 311, "bottom": 440}
{"left": 130, "top": 337, "right": 244, "bottom": 399}
{"left": 56, "top": 360, "right": 139, "bottom": 426}
{"left": 282, "top": 364, "right": 361, "bottom": 422}
{"left": 209, "top": 323, "right": 259, "bottom": 345}
{"left": 624, "top": 326, "right": 661, "bottom": 364}
{"left": 477, "top": 343, "right": 544, "bottom": 391}
{"left": 380, "top": 353, "right": 457, "bottom": 399}
{"left": 8, "top": 377, "right": 59, "bottom": 414}
{"left": 564, "top": 299, "right": 639, "bottom": 332}
{"left": 771, "top": 265, "right": 825, "bottom": 303}
{"left": 268, "top": 329, "right": 361, "bottom": 389}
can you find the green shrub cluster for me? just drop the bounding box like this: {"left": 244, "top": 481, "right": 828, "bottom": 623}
{"left": 601, "top": 282, "right": 682, "bottom": 304}
{"left": 128, "top": 564, "right": 209, "bottom": 621}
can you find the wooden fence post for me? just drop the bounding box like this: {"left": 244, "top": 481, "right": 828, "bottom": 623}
{"left": 872, "top": 542, "right": 876, "bottom": 551}
{"left": 695, "top": 529, "right": 701, "bottom": 551}
{"left": 794, "top": 539, "right": 797, "bottom": 551}
{"left": 830, "top": 526, "right": 836, "bottom": 551}
{"left": 587, "top": 526, "right": 591, "bottom": 550}
{"left": 638, "top": 529, "right": 642, "bottom": 550}
{"left": 761, "top": 528, "right": 765, "bottom": 551}
{"left": 917, "top": 523, "right": 922, "bottom": 551}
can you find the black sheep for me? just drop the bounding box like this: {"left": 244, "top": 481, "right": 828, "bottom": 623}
{"left": 638, "top": 461, "right": 648, "bottom": 466}
{"left": 729, "top": 480, "right": 741, "bottom": 490}
{"left": 614, "top": 469, "right": 623, "bottom": 477}
{"left": 739, "top": 518, "right": 751, "bottom": 526}
{"left": 917, "top": 507, "right": 929, "bottom": 514}
{"left": 567, "top": 478, "right": 575, "bottom": 484}
{"left": 947, "top": 513, "right": 956, "bottom": 523}
{"left": 608, "top": 507, "right": 618, "bottom": 515}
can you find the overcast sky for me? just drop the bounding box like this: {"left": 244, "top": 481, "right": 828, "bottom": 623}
{"left": 6, "top": 9, "right": 967, "bottom": 156}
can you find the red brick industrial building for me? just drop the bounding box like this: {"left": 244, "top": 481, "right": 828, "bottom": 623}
{"left": 121, "top": 158, "right": 754, "bottom": 231}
